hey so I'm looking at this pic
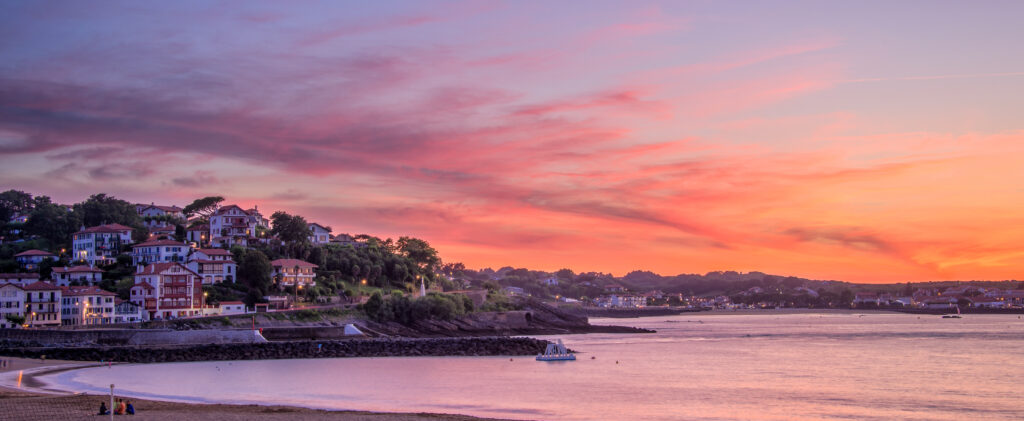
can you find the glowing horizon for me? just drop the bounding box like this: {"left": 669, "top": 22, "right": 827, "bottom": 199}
{"left": 2, "top": 1, "right": 1024, "bottom": 283}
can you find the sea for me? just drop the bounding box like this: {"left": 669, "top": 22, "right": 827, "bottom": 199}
{"left": 25, "top": 312, "right": 1024, "bottom": 420}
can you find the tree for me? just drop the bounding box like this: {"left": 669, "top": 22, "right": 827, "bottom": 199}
{"left": 397, "top": 237, "right": 439, "bottom": 270}
{"left": 38, "top": 257, "right": 58, "bottom": 280}
{"left": 73, "top": 194, "right": 142, "bottom": 228}
{"left": 0, "top": 190, "right": 34, "bottom": 224}
{"left": 174, "top": 224, "right": 187, "bottom": 242}
{"left": 555, "top": 268, "right": 576, "bottom": 280}
{"left": 440, "top": 262, "right": 466, "bottom": 278}
{"left": 238, "top": 250, "right": 273, "bottom": 295}
{"left": 270, "top": 211, "right": 311, "bottom": 245}
{"left": 182, "top": 196, "right": 224, "bottom": 224}
{"left": 26, "top": 196, "right": 81, "bottom": 247}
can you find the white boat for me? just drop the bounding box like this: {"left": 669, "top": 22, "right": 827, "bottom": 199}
{"left": 942, "top": 305, "right": 962, "bottom": 319}
{"left": 536, "top": 339, "right": 576, "bottom": 361}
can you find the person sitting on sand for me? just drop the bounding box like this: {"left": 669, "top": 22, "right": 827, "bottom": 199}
{"left": 98, "top": 402, "right": 109, "bottom": 415}
{"left": 126, "top": 401, "right": 135, "bottom": 415}
{"left": 115, "top": 398, "right": 126, "bottom": 415}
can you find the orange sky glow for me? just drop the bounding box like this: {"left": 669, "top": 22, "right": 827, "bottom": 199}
{"left": 2, "top": 2, "right": 1023, "bottom": 283}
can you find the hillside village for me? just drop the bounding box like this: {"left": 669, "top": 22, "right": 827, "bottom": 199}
{"left": 2, "top": 189, "right": 1024, "bottom": 330}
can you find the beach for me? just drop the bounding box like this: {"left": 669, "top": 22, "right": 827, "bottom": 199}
{"left": 0, "top": 358, "right": 506, "bottom": 421}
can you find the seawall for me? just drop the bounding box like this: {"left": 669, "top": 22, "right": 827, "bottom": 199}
{"left": 0, "top": 337, "right": 552, "bottom": 363}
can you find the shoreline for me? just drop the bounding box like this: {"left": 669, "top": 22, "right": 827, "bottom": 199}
{"left": 0, "top": 357, "right": 513, "bottom": 421}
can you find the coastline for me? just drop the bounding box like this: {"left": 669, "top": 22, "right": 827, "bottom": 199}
{"left": 0, "top": 357, "right": 513, "bottom": 421}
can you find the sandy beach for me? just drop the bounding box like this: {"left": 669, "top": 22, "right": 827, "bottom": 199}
{"left": 0, "top": 357, "right": 509, "bottom": 421}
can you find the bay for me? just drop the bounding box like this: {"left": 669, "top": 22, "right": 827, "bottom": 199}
{"left": 37, "top": 312, "right": 1024, "bottom": 420}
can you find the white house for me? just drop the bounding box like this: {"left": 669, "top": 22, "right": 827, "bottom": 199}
{"left": 270, "top": 258, "right": 318, "bottom": 287}
{"left": 14, "top": 249, "right": 56, "bottom": 270}
{"left": 0, "top": 283, "right": 26, "bottom": 328}
{"left": 0, "top": 273, "right": 39, "bottom": 287}
{"left": 219, "top": 301, "right": 247, "bottom": 315}
{"left": 131, "top": 239, "right": 189, "bottom": 266}
{"left": 137, "top": 204, "right": 185, "bottom": 228}
{"left": 596, "top": 294, "right": 647, "bottom": 308}
{"left": 210, "top": 205, "right": 267, "bottom": 247}
{"left": 60, "top": 286, "right": 116, "bottom": 326}
{"left": 72, "top": 223, "right": 134, "bottom": 265}
{"left": 186, "top": 248, "right": 237, "bottom": 284}
{"left": 131, "top": 262, "right": 204, "bottom": 320}
{"left": 853, "top": 292, "right": 881, "bottom": 306}
{"left": 308, "top": 223, "right": 332, "bottom": 245}
{"left": 113, "top": 299, "right": 144, "bottom": 324}
{"left": 51, "top": 266, "right": 104, "bottom": 286}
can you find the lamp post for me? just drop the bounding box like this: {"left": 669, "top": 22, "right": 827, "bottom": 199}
{"left": 203, "top": 291, "right": 208, "bottom": 315}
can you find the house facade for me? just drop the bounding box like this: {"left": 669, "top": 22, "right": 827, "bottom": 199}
{"left": 308, "top": 223, "right": 332, "bottom": 245}
{"left": 23, "top": 281, "right": 61, "bottom": 327}
{"left": 114, "top": 299, "right": 144, "bottom": 324}
{"left": 186, "top": 224, "right": 210, "bottom": 247}
{"left": 219, "top": 300, "right": 247, "bottom": 315}
{"left": 270, "top": 259, "right": 318, "bottom": 287}
{"left": 131, "top": 239, "right": 189, "bottom": 266}
{"left": 51, "top": 266, "right": 104, "bottom": 286}
{"left": 60, "top": 286, "right": 116, "bottom": 325}
{"left": 0, "top": 283, "right": 25, "bottom": 328}
{"left": 186, "top": 248, "right": 236, "bottom": 284}
{"left": 72, "top": 224, "right": 134, "bottom": 265}
{"left": 131, "top": 262, "right": 203, "bottom": 320}
{"left": 137, "top": 204, "right": 185, "bottom": 228}
{"left": 209, "top": 205, "right": 266, "bottom": 247}
{"left": 14, "top": 249, "right": 56, "bottom": 270}
{"left": 596, "top": 294, "right": 647, "bottom": 308}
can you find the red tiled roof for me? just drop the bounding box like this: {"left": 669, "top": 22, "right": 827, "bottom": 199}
{"left": 220, "top": 301, "right": 244, "bottom": 305}
{"left": 133, "top": 239, "right": 187, "bottom": 248}
{"left": 23, "top": 281, "right": 60, "bottom": 291}
{"left": 150, "top": 205, "right": 183, "bottom": 213}
{"left": 214, "top": 205, "right": 246, "bottom": 215}
{"left": 197, "top": 248, "right": 232, "bottom": 256}
{"left": 0, "top": 282, "right": 24, "bottom": 290}
{"left": 132, "top": 281, "right": 155, "bottom": 290}
{"left": 308, "top": 222, "right": 331, "bottom": 232}
{"left": 135, "top": 262, "right": 200, "bottom": 277}
{"left": 187, "top": 224, "right": 210, "bottom": 231}
{"left": 271, "top": 258, "right": 319, "bottom": 268}
{"left": 79, "top": 223, "right": 134, "bottom": 234}
{"left": 15, "top": 249, "right": 56, "bottom": 257}
{"left": 52, "top": 266, "right": 103, "bottom": 274}
{"left": 61, "top": 286, "right": 116, "bottom": 296}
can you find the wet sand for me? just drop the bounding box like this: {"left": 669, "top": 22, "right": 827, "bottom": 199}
{"left": 0, "top": 357, "right": 510, "bottom": 421}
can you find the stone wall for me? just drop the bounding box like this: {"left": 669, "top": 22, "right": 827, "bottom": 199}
{"left": 0, "top": 337, "right": 551, "bottom": 363}
{"left": 0, "top": 328, "right": 264, "bottom": 346}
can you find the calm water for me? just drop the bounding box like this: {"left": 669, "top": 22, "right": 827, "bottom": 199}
{"left": 31, "top": 312, "right": 1024, "bottom": 420}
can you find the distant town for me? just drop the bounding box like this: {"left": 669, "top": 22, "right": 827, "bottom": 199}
{"left": 1, "top": 189, "right": 1022, "bottom": 330}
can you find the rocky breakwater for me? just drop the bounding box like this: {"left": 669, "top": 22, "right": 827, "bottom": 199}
{"left": 0, "top": 336, "right": 552, "bottom": 363}
{"left": 360, "top": 298, "right": 656, "bottom": 337}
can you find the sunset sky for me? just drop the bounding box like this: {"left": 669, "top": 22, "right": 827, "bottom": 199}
{"left": 2, "top": 1, "right": 1023, "bottom": 283}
